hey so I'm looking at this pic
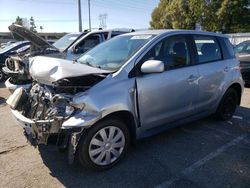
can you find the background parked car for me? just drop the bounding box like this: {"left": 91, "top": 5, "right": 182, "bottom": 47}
{"left": 0, "top": 41, "right": 16, "bottom": 49}
{"left": 235, "top": 40, "right": 250, "bottom": 84}
{"left": 52, "top": 32, "right": 87, "bottom": 52}
{"left": 3, "top": 24, "right": 134, "bottom": 91}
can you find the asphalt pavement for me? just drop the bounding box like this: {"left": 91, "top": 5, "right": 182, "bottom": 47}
{"left": 0, "top": 82, "right": 250, "bottom": 188}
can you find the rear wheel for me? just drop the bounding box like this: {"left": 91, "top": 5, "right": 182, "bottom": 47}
{"left": 77, "top": 118, "right": 130, "bottom": 171}
{"left": 216, "top": 88, "right": 238, "bottom": 121}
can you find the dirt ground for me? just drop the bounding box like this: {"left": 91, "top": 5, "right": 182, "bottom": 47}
{"left": 0, "top": 82, "right": 250, "bottom": 188}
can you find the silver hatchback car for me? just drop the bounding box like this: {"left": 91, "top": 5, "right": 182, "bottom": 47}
{"left": 7, "top": 30, "right": 244, "bottom": 170}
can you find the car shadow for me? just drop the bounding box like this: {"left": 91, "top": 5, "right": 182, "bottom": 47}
{"left": 0, "top": 97, "right": 6, "bottom": 105}
{"left": 0, "top": 81, "right": 6, "bottom": 89}
{"left": 245, "top": 84, "right": 250, "bottom": 88}
{"left": 38, "top": 106, "right": 250, "bottom": 187}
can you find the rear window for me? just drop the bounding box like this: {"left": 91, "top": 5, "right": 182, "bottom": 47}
{"left": 218, "top": 37, "right": 235, "bottom": 59}
{"left": 194, "top": 35, "right": 222, "bottom": 63}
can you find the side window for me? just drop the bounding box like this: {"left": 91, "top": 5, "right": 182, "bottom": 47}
{"left": 141, "top": 35, "right": 191, "bottom": 70}
{"left": 219, "top": 37, "right": 235, "bottom": 59}
{"left": 77, "top": 34, "right": 101, "bottom": 53}
{"left": 103, "top": 32, "right": 109, "bottom": 40}
{"left": 194, "top": 35, "right": 222, "bottom": 63}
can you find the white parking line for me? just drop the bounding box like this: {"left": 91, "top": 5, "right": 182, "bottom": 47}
{"left": 232, "top": 115, "right": 243, "bottom": 120}
{"left": 155, "top": 134, "right": 248, "bottom": 188}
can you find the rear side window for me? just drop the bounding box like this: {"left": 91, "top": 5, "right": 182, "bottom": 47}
{"left": 194, "top": 35, "right": 222, "bottom": 63}
{"left": 218, "top": 37, "right": 235, "bottom": 59}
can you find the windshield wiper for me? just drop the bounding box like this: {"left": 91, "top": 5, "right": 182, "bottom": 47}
{"left": 85, "top": 62, "right": 102, "bottom": 69}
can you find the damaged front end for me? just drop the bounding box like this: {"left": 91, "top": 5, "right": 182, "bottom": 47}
{"left": 7, "top": 73, "right": 106, "bottom": 163}
{"left": 3, "top": 55, "right": 32, "bottom": 90}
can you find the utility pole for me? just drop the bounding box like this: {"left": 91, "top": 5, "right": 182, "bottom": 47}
{"left": 99, "top": 14, "right": 107, "bottom": 29}
{"left": 88, "top": 0, "right": 91, "bottom": 31}
{"left": 78, "top": 0, "right": 82, "bottom": 32}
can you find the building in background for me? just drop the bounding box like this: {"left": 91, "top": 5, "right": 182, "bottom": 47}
{"left": 228, "top": 33, "right": 250, "bottom": 45}
{"left": 0, "top": 32, "right": 66, "bottom": 44}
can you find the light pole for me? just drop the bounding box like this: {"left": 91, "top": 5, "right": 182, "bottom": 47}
{"left": 78, "top": 0, "right": 82, "bottom": 32}
{"left": 88, "top": 0, "right": 91, "bottom": 31}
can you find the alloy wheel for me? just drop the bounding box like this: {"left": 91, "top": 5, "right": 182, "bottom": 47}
{"left": 88, "top": 126, "right": 125, "bottom": 166}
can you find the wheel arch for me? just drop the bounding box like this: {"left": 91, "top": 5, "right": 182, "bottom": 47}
{"left": 100, "top": 110, "right": 137, "bottom": 144}
{"left": 227, "top": 82, "right": 242, "bottom": 105}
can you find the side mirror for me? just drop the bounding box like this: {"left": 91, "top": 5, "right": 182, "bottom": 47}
{"left": 141, "top": 60, "right": 164, "bottom": 74}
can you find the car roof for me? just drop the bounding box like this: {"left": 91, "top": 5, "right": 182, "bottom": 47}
{"left": 89, "top": 28, "right": 134, "bottom": 34}
{"left": 122, "top": 29, "right": 229, "bottom": 38}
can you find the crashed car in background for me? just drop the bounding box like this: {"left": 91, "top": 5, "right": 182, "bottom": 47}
{"left": 7, "top": 30, "right": 243, "bottom": 170}
{"left": 235, "top": 40, "right": 250, "bottom": 84}
{"left": 3, "top": 24, "right": 133, "bottom": 91}
{"left": 0, "top": 41, "right": 30, "bottom": 82}
{"left": 3, "top": 24, "right": 61, "bottom": 89}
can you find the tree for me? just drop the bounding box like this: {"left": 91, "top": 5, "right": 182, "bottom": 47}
{"left": 14, "top": 16, "right": 23, "bottom": 26}
{"left": 39, "top": 26, "right": 44, "bottom": 32}
{"left": 150, "top": 0, "right": 172, "bottom": 29}
{"left": 216, "top": 0, "right": 250, "bottom": 33}
{"left": 30, "top": 16, "right": 37, "bottom": 32}
{"left": 202, "top": 0, "right": 223, "bottom": 32}
{"left": 11, "top": 16, "right": 24, "bottom": 40}
{"left": 150, "top": 0, "right": 250, "bottom": 33}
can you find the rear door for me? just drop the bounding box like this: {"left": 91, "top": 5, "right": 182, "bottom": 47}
{"left": 192, "top": 35, "right": 229, "bottom": 112}
{"left": 136, "top": 35, "right": 200, "bottom": 130}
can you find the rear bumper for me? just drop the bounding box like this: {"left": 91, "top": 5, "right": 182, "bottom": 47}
{"left": 5, "top": 78, "right": 31, "bottom": 92}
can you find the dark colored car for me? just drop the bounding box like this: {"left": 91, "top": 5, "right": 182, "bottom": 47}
{"left": 0, "top": 41, "right": 30, "bottom": 82}
{"left": 235, "top": 40, "right": 250, "bottom": 84}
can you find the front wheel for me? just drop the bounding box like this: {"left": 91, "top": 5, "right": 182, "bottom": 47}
{"left": 215, "top": 88, "right": 238, "bottom": 121}
{"left": 77, "top": 118, "right": 130, "bottom": 171}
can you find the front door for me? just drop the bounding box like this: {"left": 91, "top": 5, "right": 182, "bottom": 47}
{"left": 136, "top": 35, "right": 199, "bottom": 130}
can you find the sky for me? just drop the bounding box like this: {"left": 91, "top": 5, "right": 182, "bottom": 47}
{"left": 0, "top": 0, "right": 159, "bottom": 33}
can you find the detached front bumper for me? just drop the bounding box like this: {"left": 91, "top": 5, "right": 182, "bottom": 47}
{"left": 10, "top": 108, "right": 100, "bottom": 146}
{"left": 11, "top": 109, "right": 57, "bottom": 145}
{"left": 5, "top": 77, "right": 31, "bottom": 93}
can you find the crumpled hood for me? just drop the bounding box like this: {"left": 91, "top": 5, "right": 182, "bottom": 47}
{"left": 29, "top": 56, "right": 111, "bottom": 85}
{"left": 9, "top": 24, "right": 58, "bottom": 51}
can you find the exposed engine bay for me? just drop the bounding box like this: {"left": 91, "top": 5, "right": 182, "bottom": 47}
{"left": 7, "top": 72, "right": 106, "bottom": 147}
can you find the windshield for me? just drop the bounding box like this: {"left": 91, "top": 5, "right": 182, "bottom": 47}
{"left": 235, "top": 41, "right": 250, "bottom": 54}
{"left": 77, "top": 34, "right": 155, "bottom": 71}
{"left": 0, "top": 41, "right": 26, "bottom": 53}
{"left": 53, "top": 33, "right": 82, "bottom": 51}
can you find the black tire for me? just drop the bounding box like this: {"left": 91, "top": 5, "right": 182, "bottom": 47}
{"left": 215, "top": 88, "right": 238, "bottom": 121}
{"left": 0, "top": 69, "right": 5, "bottom": 82}
{"left": 77, "top": 118, "right": 130, "bottom": 171}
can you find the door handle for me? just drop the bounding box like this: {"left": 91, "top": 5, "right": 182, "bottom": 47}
{"left": 187, "top": 75, "right": 199, "bottom": 83}
{"left": 224, "top": 66, "right": 231, "bottom": 72}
